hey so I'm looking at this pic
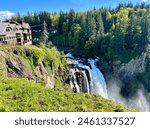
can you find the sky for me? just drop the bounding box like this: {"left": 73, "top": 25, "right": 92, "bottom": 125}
{"left": 0, "top": 0, "right": 149, "bottom": 20}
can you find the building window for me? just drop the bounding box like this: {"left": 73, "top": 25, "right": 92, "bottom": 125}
{"left": 6, "top": 28, "right": 11, "bottom": 32}
{"left": 13, "top": 28, "right": 18, "bottom": 31}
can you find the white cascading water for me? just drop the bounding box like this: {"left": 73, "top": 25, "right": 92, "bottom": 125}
{"left": 73, "top": 61, "right": 94, "bottom": 94}
{"left": 65, "top": 53, "right": 108, "bottom": 98}
{"left": 82, "top": 71, "right": 90, "bottom": 94}
{"left": 70, "top": 69, "right": 80, "bottom": 93}
{"left": 88, "top": 59, "right": 108, "bottom": 98}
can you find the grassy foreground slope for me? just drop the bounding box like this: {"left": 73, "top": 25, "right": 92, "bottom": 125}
{"left": 0, "top": 78, "right": 136, "bottom": 112}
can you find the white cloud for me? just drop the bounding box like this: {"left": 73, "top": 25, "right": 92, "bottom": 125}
{"left": 143, "top": 0, "right": 148, "bottom": 2}
{"left": 0, "top": 11, "right": 14, "bottom": 21}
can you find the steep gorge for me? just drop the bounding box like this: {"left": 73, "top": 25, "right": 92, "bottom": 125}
{"left": 65, "top": 52, "right": 150, "bottom": 111}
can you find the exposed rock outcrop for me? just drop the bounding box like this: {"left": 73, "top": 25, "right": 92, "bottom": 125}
{"left": 0, "top": 47, "right": 64, "bottom": 89}
{"left": 117, "top": 52, "right": 147, "bottom": 79}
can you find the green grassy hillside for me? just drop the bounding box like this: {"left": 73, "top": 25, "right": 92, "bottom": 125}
{"left": 0, "top": 78, "right": 136, "bottom": 112}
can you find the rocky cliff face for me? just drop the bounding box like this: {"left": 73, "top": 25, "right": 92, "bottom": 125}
{"left": 97, "top": 52, "right": 150, "bottom": 98}
{"left": 0, "top": 46, "right": 91, "bottom": 93}
{"left": 0, "top": 49, "right": 54, "bottom": 88}
{"left": 0, "top": 46, "right": 68, "bottom": 89}
{"left": 116, "top": 52, "right": 147, "bottom": 79}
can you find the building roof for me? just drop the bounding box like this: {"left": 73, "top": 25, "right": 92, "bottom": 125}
{"left": 0, "top": 21, "right": 30, "bottom": 35}
{"left": 22, "top": 23, "right": 30, "bottom": 29}
{"left": 16, "top": 25, "right": 22, "bottom": 30}
{"left": 0, "top": 22, "right": 9, "bottom": 34}
{"left": 9, "top": 23, "right": 16, "bottom": 29}
{"left": 9, "top": 21, "right": 20, "bottom": 25}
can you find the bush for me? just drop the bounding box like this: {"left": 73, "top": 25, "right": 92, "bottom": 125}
{"left": 28, "top": 47, "right": 45, "bottom": 66}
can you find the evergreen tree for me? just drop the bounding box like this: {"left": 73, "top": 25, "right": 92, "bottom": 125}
{"left": 68, "top": 9, "right": 76, "bottom": 31}
{"left": 112, "top": 8, "right": 129, "bottom": 54}
{"left": 57, "top": 12, "right": 65, "bottom": 34}
{"left": 95, "top": 12, "right": 105, "bottom": 56}
{"left": 68, "top": 24, "right": 81, "bottom": 49}
{"left": 126, "top": 13, "right": 141, "bottom": 50}
{"left": 140, "top": 13, "right": 150, "bottom": 48}
{"left": 147, "top": 13, "right": 150, "bottom": 44}
{"left": 40, "top": 21, "right": 49, "bottom": 44}
{"left": 34, "top": 12, "right": 41, "bottom": 30}
{"left": 84, "top": 12, "right": 97, "bottom": 56}
{"left": 78, "top": 15, "right": 87, "bottom": 50}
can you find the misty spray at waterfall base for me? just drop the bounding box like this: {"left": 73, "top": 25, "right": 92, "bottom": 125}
{"left": 65, "top": 53, "right": 150, "bottom": 112}
{"left": 107, "top": 78, "right": 150, "bottom": 112}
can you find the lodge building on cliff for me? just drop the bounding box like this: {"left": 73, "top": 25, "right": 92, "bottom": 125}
{"left": 0, "top": 21, "right": 32, "bottom": 45}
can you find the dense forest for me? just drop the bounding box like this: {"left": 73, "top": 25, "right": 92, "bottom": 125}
{"left": 11, "top": 3, "right": 150, "bottom": 97}
{"left": 12, "top": 3, "right": 150, "bottom": 62}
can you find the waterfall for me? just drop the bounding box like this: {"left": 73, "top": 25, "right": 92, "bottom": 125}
{"left": 88, "top": 59, "right": 108, "bottom": 98}
{"left": 70, "top": 69, "right": 80, "bottom": 93}
{"left": 72, "top": 61, "right": 94, "bottom": 94}
{"left": 66, "top": 53, "right": 108, "bottom": 98}
{"left": 82, "top": 71, "right": 90, "bottom": 94}
{"left": 66, "top": 53, "right": 150, "bottom": 111}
